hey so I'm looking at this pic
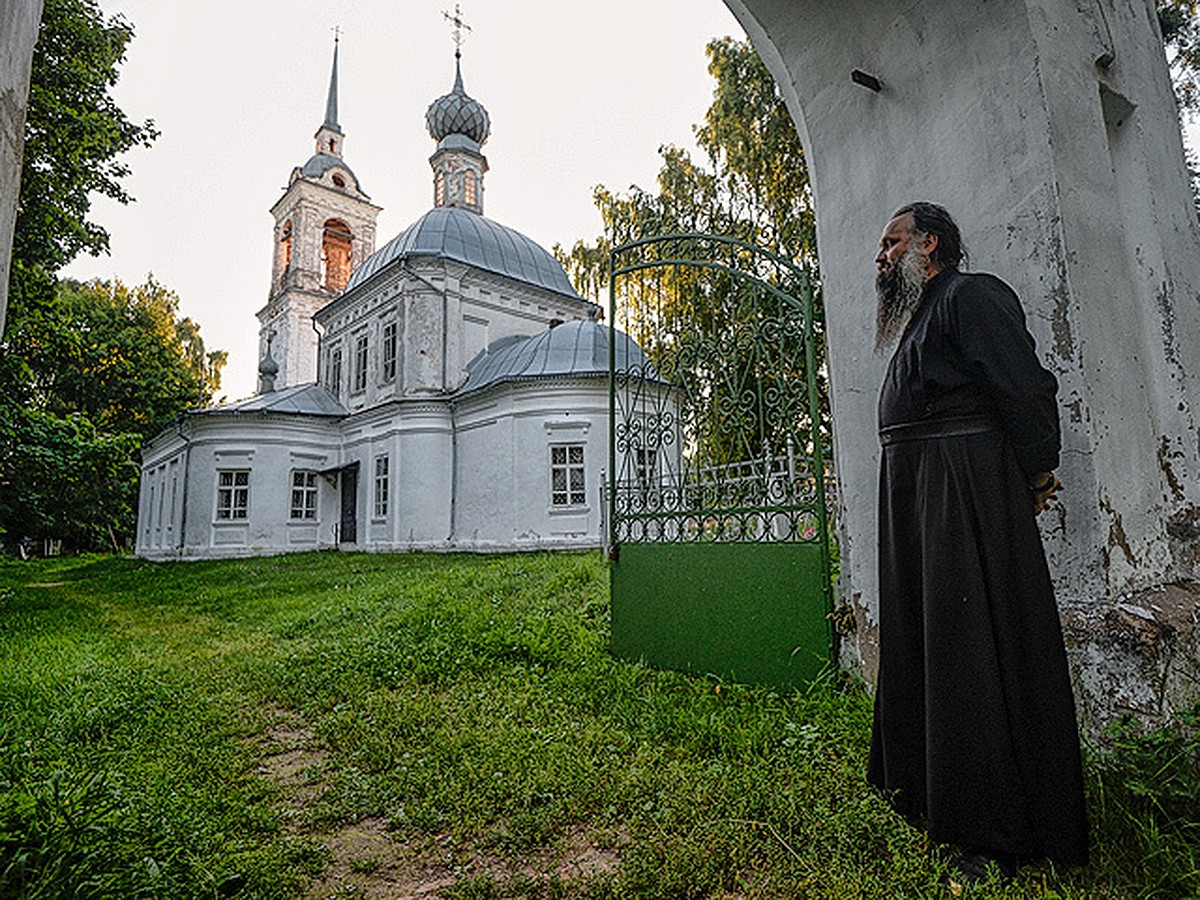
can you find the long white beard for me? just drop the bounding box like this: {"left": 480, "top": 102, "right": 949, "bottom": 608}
{"left": 875, "top": 247, "right": 929, "bottom": 350}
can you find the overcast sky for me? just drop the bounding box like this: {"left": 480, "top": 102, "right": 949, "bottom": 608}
{"left": 61, "top": 2, "right": 1200, "bottom": 400}
{"left": 61, "top": 0, "right": 746, "bottom": 399}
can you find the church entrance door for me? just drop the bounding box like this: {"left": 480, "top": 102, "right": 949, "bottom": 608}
{"left": 339, "top": 462, "right": 359, "bottom": 545}
{"left": 607, "top": 233, "right": 833, "bottom": 690}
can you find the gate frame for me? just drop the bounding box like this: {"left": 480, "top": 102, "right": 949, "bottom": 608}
{"left": 607, "top": 232, "right": 835, "bottom": 688}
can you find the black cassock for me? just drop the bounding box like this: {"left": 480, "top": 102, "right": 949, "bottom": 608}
{"left": 867, "top": 268, "right": 1088, "bottom": 866}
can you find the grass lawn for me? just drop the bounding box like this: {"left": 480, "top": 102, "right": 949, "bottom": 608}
{"left": 1, "top": 550, "right": 1197, "bottom": 898}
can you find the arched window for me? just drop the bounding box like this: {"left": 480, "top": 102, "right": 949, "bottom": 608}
{"left": 321, "top": 218, "right": 353, "bottom": 292}
{"left": 464, "top": 170, "right": 476, "bottom": 206}
{"left": 435, "top": 172, "right": 446, "bottom": 207}
{"left": 278, "top": 220, "right": 293, "bottom": 282}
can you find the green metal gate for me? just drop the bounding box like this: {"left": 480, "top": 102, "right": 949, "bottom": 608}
{"left": 608, "top": 233, "right": 833, "bottom": 690}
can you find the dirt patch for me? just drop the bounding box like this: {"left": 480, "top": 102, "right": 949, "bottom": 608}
{"left": 251, "top": 707, "right": 329, "bottom": 823}
{"left": 251, "top": 708, "right": 623, "bottom": 898}
{"left": 24, "top": 581, "right": 68, "bottom": 588}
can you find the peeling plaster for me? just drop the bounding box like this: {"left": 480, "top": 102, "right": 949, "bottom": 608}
{"left": 1158, "top": 435, "right": 1186, "bottom": 502}
{"left": 1099, "top": 496, "right": 1137, "bottom": 569}
{"left": 1063, "top": 582, "right": 1200, "bottom": 735}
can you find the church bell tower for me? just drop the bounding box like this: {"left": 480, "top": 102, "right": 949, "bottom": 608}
{"left": 256, "top": 35, "right": 381, "bottom": 391}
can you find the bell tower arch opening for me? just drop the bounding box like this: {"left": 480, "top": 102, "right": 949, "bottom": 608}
{"left": 256, "top": 35, "right": 380, "bottom": 392}
{"left": 321, "top": 218, "right": 354, "bottom": 292}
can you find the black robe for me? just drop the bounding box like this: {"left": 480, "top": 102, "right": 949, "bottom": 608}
{"left": 867, "top": 268, "right": 1088, "bottom": 866}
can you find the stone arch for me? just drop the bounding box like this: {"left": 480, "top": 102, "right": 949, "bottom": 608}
{"left": 728, "top": 0, "right": 1200, "bottom": 721}
{"left": 321, "top": 218, "right": 354, "bottom": 292}
{"left": 277, "top": 219, "right": 293, "bottom": 287}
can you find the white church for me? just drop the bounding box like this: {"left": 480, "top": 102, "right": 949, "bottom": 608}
{"left": 136, "top": 42, "right": 651, "bottom": 559}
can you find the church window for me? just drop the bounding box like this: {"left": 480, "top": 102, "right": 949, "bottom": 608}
{"left": 278, "top": 220, "right": 293, "bottom": 276}
{"left": 634, "top": 447, "right": 658, "bottom": 496}
{"left": 328, "top": 346, "right": 343, "bottom": 395}
{"left": 550, "top": 445, "right": 586, "bottom": 506}
{"left": 464, "top": 170, "right": 476, "bottom": 206}
{"left": 321, "top": 219, "right": 353, "bottom": 292}
{"left": 435, "top": 172, "right": 446, "bottom": 206}
{"left": 216, "top": 470, "right": 249, "bottom": 520}
{"left": 382, "top": 322, "right": 397, "bottom": 382}
{"left": 332, "top": 173, "right": 346, "bottom": 188}
{"left": 353, "top": 333, "right": 369, "bottom": 392}
{"left": 373, "top": 455, "right": 390, "bottom": 518}
{"left": 290, "top": 471, "right": 318, "bottom": 520}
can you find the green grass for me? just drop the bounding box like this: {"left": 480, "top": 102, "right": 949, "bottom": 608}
{"left": 1, "top": 551, "right": 1198, "bottom": 898}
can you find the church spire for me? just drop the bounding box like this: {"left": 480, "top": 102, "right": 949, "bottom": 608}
{"left": 314, "top": 31, "right": 344, "bottom": 158}
{"left": 324, "top": 30, "right": 341, "bottom": 132}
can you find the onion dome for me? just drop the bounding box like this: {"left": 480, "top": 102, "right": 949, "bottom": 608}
{"left": 425, "top": 59, "right": 491, "bottom": 145}
{"left": 257, "top": 338, "right": 280, "bottom": 394}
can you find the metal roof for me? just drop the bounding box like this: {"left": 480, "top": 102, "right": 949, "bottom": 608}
{"left": 426, "top": 58, "right": 490, "bottom": 145}
{"left": 343, "top": 206, "right": 583, "bottom": 299}
{"left": 298, "top": 152, "right": 360, "bottom": 185}
{"left": 202, "top": 383, "right": 347, "bottom": 418}
{"left": 456, "top": 320, "right": 653, "bottom": 397}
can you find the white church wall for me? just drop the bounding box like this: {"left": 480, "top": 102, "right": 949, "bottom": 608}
{"left": 454, "top": 380, "right": 609, "bottom": 550}
{"left": 136, "top": 434, "right": 187, "bottom": 557}
{"left": 138, "top": 415, "right": 341, "bottom": 560}
{"left": 453, "top": 399, "right": 516, "bottom": 546}
{"left": 342, "top": 401, "right": 454, "bottom": 549}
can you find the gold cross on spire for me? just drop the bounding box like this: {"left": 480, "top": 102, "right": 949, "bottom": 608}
{"left": 442, "top": 4, "right": 471, "bottom": 58}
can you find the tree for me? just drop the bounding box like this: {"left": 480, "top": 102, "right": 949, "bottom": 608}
{"left": 1160, "top": 0, "right": 1200, "bottom": 113}
{"left": 556, "top": 39, "right": 826, "bottom": 471}
{"left": 556, "top": 37, "right": 814, "bottom": 297}
{"left": 0, "top": 2, "right": 221, "bottom": 553}
{"left": 12, "top": 278, "right": 226, "bottom": 437}
{"left": 1158, "top": 1, "right": 1200, "bottom": 216}
{"left": 14, "top": 0, "right": 157, "bottom": 277}
{"left": 0, "top": 277, "right": 225, "bottom": 551}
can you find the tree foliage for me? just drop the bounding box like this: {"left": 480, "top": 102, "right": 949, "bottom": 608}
{"left": 15, "top": 0, "right": 157, "bottom": 275}
{"left": 556, "top": 37, "right": 815, "bottom": 301}
{"left": 556, "top": 39, "right": 826, "bottom": 469}
{"left": 1, "top": 1, "right": 221, "bottom": 553}
{"left": 11, "top": 278, "right": 225, "bottom": 437}
{"left": 1, "top": 277, "right": 225, "bottom": 551}
{"left": 1160, "top": 0, "right": 1200, "bottom": 113}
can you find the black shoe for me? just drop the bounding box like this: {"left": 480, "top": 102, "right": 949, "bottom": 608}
{"left": 945, "top": 850, "right": 1018, "bottom": 894}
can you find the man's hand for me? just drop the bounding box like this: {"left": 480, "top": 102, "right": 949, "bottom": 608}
{"left": 1028, "top": 472, "right": 1062, "bottom": 514}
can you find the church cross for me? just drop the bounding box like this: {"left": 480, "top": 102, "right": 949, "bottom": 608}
{"left": 442, "top": 4, "right": 471, "bottom": 58}
{"left": 332, "top": 24, "right": 341, "bottom": 44}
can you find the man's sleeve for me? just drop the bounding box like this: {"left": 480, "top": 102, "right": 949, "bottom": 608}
{"left": 953, "top": 274, "right": 1061, "bottom": 475}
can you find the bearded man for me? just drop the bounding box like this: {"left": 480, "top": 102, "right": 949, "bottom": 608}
{"left": 866, "top": 202, "right": 1089, "bottom": 886}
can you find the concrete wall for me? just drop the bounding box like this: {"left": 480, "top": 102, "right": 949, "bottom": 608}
{"left": 729, "top": 0, "right": 1200, "bottom": 725}
{"left": 0, "top": 1, "right": 42, "bottom": 337}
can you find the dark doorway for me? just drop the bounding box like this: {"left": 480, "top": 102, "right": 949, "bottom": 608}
{"left": 339, "top": 462, "right": 359, "bottom": 544}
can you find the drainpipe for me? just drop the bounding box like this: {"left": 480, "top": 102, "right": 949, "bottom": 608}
{"left": 398, "top": 261, "right": 449, "bottom": 391}
{"left": 448, "top": 398, "right": 458, "bottom": 543}
{"left": 312, "top": 318, "right": 324, "bottom": 385}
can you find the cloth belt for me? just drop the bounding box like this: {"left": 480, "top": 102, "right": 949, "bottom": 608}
{"left": 878, "top": 415, "right": 998, "bottom": 446}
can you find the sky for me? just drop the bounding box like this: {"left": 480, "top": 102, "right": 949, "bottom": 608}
{"left": 61, "top": 0, "right": 747, "bottom": 399}
{"left": 60, "top": 3, "right": 1200, "bottom": 401}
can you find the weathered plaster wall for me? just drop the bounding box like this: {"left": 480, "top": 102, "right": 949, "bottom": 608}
{"left": 0, "top": 1, "right": 42, "bottom": 337}
{"left": 728, "top": 0, "right": 1200, "bottom": 725}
